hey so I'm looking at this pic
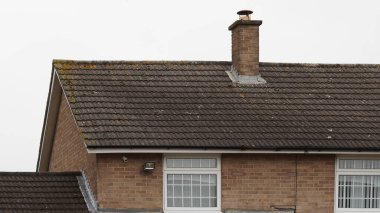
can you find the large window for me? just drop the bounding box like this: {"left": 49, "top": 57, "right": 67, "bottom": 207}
{"left": 164, "top": 155, "right": 221, "bottom": 213}
{"left": 336, "top": 157, "right": 380, "bottom": 212}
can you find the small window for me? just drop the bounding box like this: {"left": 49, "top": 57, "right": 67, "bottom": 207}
{"left": 164, "top": 155, "right": 221, "bottom": 213}
{"left": 336, "top": 157, "right": 380, "bottom": 212}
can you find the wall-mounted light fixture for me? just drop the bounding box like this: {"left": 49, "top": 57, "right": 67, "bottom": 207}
{"left": 122, "top": 156, "right": 128, "bottom": 163}
{"left": 144, "top": 162, "right": 155, "bottom": 172}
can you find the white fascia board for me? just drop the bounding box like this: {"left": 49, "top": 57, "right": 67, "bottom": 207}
{"left": 87, "top": 148, "right": 380, "bottom": 155}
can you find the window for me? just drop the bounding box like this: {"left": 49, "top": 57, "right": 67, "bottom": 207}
{"left": 336, "top": 157, "right": 380, "bottom": 212}
{"left": 163, "top": 155, "right": 221, "bottom": 213}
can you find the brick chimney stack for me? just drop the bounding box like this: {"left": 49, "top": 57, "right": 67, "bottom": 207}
{"left": 227, "top": 10, "right": 266, "bottom": 84}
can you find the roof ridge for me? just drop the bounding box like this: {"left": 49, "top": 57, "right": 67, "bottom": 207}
{"left": 53, "top": 59, "right": 380, "bottom": 68}
{"left": 260, "top": 62, "right": 380, "bottom": 68}
{"left": 53, "top": 59, "right": 231, "bottom": 66}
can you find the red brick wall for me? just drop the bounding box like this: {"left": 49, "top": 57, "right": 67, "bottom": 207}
{"left": 296, "top": 155, "right": 335, "bottom": 213}
{"left": 222, "top": 154, "right": 335, "bottom": 213}
{"left": 222, "top": 154, "right": 296, "bottom": 210}
{"left": 48, "top": 94, "right": 97, "bottom": 196}
{"left": 97, "top": 154, "right": 163, "bottom": 210}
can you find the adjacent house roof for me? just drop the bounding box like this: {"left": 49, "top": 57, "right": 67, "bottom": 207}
{"left": 51, "top": 60, "right": 380, "bottom": 151}
{"left": 0, "top": 172, "right": 90, "bottom": 212}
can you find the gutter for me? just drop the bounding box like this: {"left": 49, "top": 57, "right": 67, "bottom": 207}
{"left": 87, "top": 147, "right": 380, "bottom": 155}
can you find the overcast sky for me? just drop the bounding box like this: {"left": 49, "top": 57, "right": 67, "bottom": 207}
{"left": 0, "top": 0, "right": 379, "bottom": 171}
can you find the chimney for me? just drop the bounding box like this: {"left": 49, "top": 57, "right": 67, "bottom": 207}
{"left": 227, "top": 10, "right": 266, "bottom": 84}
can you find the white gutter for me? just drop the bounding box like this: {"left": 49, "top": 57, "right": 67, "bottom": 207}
{"left": 87, "top": 148, "right": 380, "bottom": 155}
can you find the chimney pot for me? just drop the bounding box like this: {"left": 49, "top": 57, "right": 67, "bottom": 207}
{"left": 237, "top": 10, "right": 253, "bottom": 20}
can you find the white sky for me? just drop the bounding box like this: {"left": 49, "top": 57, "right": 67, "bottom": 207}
{"left": 0, "top": 0, "right": 379, "bottom": 171}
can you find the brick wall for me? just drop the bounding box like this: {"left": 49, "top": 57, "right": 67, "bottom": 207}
{"left": 222, "top": 154, "right": 296, "bottom": 211}
{"left": 97, "top": 154, "right": 163, "bottom": 210}
{"left": 222, "top": 154, "right": 335, "bottom": 213}
{"left": 94, "top": 153, "right": 334, "bottom": 212}
{"left": 231, "top": 23, "right": 260, "bottom": 76}
{"left": 48, "top": 94, "right": 97, "bottom": 196}
{"left": 296, "top": 155, "right": 335, "bottom": 213}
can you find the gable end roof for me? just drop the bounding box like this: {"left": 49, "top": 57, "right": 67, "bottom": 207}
{"left": 42, "top": 60, "right": 380, "bottom": 152}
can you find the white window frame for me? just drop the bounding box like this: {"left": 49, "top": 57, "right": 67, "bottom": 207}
{"left": 335, "top": 155, "right": 380, "bottom": 213}
{"left": 163, "top": 154, "right": 222, "bottom": 213}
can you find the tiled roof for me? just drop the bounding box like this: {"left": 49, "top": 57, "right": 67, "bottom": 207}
{"left": 0, "top": 172, "right": 89, "bottom": 212}
{"left": 55, "top": 60, "right": 380, "bottom": 151}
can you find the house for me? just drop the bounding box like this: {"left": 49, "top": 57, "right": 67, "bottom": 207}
{"left": 32, "top": 10, "right": 380, "bottom": 213}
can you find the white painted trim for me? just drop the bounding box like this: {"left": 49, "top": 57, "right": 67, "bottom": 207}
{"left": 162, "top": 154, "right": 221, "bottom": 213}
{"left": 335, "top": 155, "right": 380, "bottom": 213}
{"left": 87, "top": 148, "right": 380, "bottom": 155}
{"left": 37, "top": 71, "right": 63, "bottom": 171}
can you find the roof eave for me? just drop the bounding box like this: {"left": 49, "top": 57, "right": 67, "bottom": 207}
{"left": 86, "top": 146, "right": 380, "bottom": 155}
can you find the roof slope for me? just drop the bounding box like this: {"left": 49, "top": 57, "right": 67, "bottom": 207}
{"left": 0, "top": 172, "right": 89, "bottom": 212}
{"left": 54, "top": 60, "right": 380, "bottom": 151}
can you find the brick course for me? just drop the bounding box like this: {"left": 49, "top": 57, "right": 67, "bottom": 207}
{"left": 48, "top": 94, "right": 97, "bottom": 196}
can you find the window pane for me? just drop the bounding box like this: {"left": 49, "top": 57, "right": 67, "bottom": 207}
{"left": 174, "top": 175, "right": 182, "bottom": 184}
{"left": 166, "top": 174, "right": 217, "bottom": 208}
{"left": 174, "top": 185, "right": 182, "bottom": 197}
{"left": 166, "top": 158, "right": 217, "bottom": 168}
{"left": 167, "top": 185, "right": 173, "bottom": 197}
{"left": 210, "top": 185, "right": 217, "bottom": 197}
{"left": 201, "top": 198, "right": 210, "bottom": 207}
{"left": 192, "top": 175, "right": 200, "bottom": 184}
{"left": 174, "top": 159, "right": 182, "bottom": 168}
{"left": 201, "top": 175, "right": 210, "bottom": 197}
{"left": 192, "top": 184, "right": 200, "bottom": 197}
{"left": 183, "top": 185, "right": 191, "bottom": 197}
{"left": 174, "top": 198, "right": 182, "bottom": 207}
{"left": 167, "top": 159, "right": 174, "bottom": 168}
{"left": 167, "top": 174, "right": 173, "bottom": 184}
{"left": 210, "top": 175, "right": 217, "bottom": 185}
{"left": 210, "top": 198, "right": 217, "bottom": 207}
{"left": 183, "top": 159, "right": 191, "bottom": 168}
{"left": 201, "top": 159, "right": 210, "bottom": 168}
{"left": 201, "top": 175, "right": 209, "bottom": 184}
{"left": 183, "top": 198, "right": 191, "bottom": 207}
{"left": 209, "top": 159, "right": 217, "bottom": 168}
{"left": 340, "top": 159, "right": 380, "bottom": 169}
{"left": 183, "top": 175, "right": 191, "bottom": 184}
{"left": 201, "top": 185, "right": 209, "bottom": 197}
{"left": 338, "top": 175, "right": 380, "bottom": 209}
{"left": 167, "top": 198, "right": 173, "bottom": 207}
{"left": 193, "top": 197, "right": 201, "bottom": 207}
{"left": 192, "top": 159, "right": 200, "bottom": 168}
